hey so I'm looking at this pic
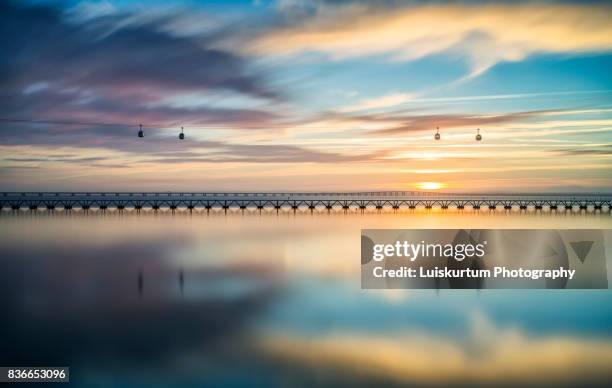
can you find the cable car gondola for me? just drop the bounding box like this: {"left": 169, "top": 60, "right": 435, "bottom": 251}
{"left": 179, "top": 126, "right": 184, "bottom": 140}
{"left": 138, "top": 124, "right": 144, "bottom": 138}
{"left": 434, "top": 126, "right": 440, "bottom": 140}
{"left": 475, "top": 128, "right": 482, "bottom": 141}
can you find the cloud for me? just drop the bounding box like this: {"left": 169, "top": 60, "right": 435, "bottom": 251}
{"left": 141, "top": 144, "right": 387, "bottom": 164}
{"left": 0, "top": 1, "right": 282, "bottom": 129}
{"left": 65, "top": 0, "right": 117, "bottom": 21}
{"left": 558, "top": 144, "right": 612, "bottom": 157}
{"left": 248, "top": 2, "right": 612, "bottom": 77}
{"left": 0, "top": 121, "right": 386, "bottom": 165}
{"left": 339, "top": 93, "right": 413, "bottom": 113}
{"left": 5, "top": 156, "right": 108, "bottom": 163}
{"left": 328, "top": 109, "right": 549, "bottom": 135}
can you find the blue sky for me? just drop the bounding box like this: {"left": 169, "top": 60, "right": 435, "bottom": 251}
{"left": 1, "top": 0, "right": 611, "bottom": 192}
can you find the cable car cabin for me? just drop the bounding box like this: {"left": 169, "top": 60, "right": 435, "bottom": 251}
{"left": 434, "top": 126, "right": 440, "bottom": 140}
{"left": 179, "top": 126, "right": 184, "bottom": 140}
{"left": 476, "top": 128, "right": 482, "bottom": 141}
{"left": 138, "top": 124, "right": 144, "bottom": 138}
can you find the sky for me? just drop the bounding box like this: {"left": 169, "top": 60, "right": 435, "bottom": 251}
{"left": 0, "top": 0, "right": 611, "bottom": 192}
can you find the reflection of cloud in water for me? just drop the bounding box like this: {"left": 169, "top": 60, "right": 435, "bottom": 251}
{"left": 0, "top": 238, "right": 281, "bottom": 369}
{"left": 258, "top": 313, "right": 612, "bottom": 387}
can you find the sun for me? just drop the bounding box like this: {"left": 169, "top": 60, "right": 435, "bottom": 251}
{"left": 416, "top": 182, "right": 446, "bottom": 190}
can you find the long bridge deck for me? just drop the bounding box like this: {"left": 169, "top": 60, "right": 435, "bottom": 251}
{"left": 1, "top": 192, "right": 611, "bottom": 211}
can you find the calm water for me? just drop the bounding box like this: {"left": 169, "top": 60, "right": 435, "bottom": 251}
{"left": 1, "top": 210, "right": 612, "bottom": 387}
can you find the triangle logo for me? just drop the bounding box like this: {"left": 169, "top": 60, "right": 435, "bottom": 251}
{"left": 570, "top": 241, "right": 594, "bottom": 263}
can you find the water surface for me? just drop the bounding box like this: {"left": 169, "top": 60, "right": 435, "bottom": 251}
{"left": 1, "top": 210, "right": 611, "bottom": 387}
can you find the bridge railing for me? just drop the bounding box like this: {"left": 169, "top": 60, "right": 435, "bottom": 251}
{"left": 2, "top": 191, "right": 612, "bottom": 199}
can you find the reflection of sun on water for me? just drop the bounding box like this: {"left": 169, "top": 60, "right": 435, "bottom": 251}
{"left": 416, "top": 182, "right": 446, "bottom": 190}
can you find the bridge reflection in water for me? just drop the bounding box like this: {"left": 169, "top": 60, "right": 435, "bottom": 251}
{"left": 1, "top": 192, "right": 611, "bottom": 212}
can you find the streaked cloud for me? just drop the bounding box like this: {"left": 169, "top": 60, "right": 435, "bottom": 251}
{"left": 0, "top": 1, "right": 282, "bottom": 129}
{"left": 332, "top": 109, "right": 547, "bottom": 135}
{"left": 65, "top": 0, "right": 117, "bottom": 21}
{"left": 339, "top": 93, "right": 413, "bottom": 112}
{"left": 249, "top": 2, "right": 612, "bottom": 76}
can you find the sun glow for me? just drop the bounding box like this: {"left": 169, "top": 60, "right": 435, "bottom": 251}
{"left": 416, "top": 182, "right": 446, "bottom": 190}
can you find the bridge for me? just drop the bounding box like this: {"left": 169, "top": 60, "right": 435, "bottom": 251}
{"left": 1, "top": 192, "right": 611, "bottom": 212}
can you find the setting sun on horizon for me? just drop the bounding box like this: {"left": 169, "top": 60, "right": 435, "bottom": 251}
{"left": 416, "top": 182, "right": 447, "bottom": 191}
